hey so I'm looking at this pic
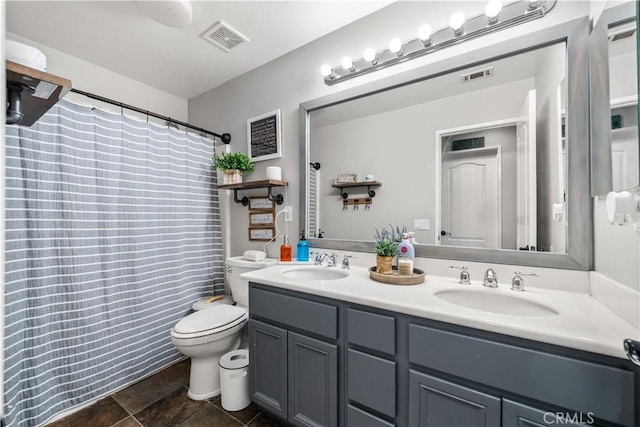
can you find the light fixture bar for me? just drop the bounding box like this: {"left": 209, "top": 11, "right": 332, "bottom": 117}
{"left": 322, "top": 0, "right": 556, "bottom": 86}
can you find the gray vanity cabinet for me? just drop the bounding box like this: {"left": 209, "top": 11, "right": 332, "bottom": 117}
{"left": 409, "top": 370, "right": 501, "bottom": 427}
{"left": 288, "top": 332, "right": 338, "bottom": 427}
{"left": 248, "top": 319, "right": 288, "bottom": 418}
{"left": 249, "top": 283, "right": 637, "bottom": 427}
{"left": 249, "top": 284, "right": 340, "bottom": 427}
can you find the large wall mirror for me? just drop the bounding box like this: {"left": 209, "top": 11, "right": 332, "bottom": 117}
{"left": 300, "top": 18, "right": 591, "bottom": 270}
{"left": 591, "top": 2, "right": 638, "bottom": 196}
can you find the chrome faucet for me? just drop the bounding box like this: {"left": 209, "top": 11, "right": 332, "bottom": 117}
{"left": 449, "top": 265, "right": 471, "bottom": 285}
{"left": 314, "top": 252, "right": 337, "bottom": 267}
{"left": 511, "top": 271, "right": 538, "bottom": 291}
{"left": 483, "top": 268, "right": 498, "bottom": 288}
{"left": 342, "top": 255, "right": 354, "bottom": 269}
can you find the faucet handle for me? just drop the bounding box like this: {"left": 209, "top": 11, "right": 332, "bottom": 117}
{"left": 342, "top": 255, "right": 354, "bottom": 269}
{"left": 511, "top": 271, "right": 538, "bottom": 291}
{"left": 449, "top": 265, "right": 471, "bottom": 285}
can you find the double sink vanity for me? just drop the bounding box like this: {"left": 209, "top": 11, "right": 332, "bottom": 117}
{"left": 242, "top": 263, "right": 639, "bottom": 427}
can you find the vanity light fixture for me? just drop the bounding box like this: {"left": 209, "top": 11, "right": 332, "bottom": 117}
{"left": 389, "top": 38, "right": 404, "bottom": 56}
{"left": 320, "top": 0, "right": 556, "bottom": 86}
{"left": 485, "top": 0, "right": 503, "bottom": 25}
{"left": 418, "top": 25, "right": 433, "bottom": 46}
{"left": 449, "top": 12, "right": 466, "bottom": 36}
{"left": 363, "top": 48, "right": 378, "bottom": 65}
{"left": 341, "top": 56, "right": 356, "bottom": 72}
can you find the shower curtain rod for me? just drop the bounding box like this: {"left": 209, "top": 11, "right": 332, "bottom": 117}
{"left": 70, "top": 88, "right": 231, "bottom": 144}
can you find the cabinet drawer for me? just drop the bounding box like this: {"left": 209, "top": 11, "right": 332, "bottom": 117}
{"left": 409, "top": 323, "right": 634, "bottom": 426}
{"left": 347, "top": 349, "right": 396, "bottom": 418}
{"left": 347, "top": 404, "right": 394, "bottom": 427}
{"left": 347, "top": 308, "right": 395, "bottom": 356}
{"left": 250, "top": 286, "right": 338, "bottom": 340}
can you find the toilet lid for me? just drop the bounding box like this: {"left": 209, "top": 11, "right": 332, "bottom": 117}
{"left": 173, "top": 305, "right": 246, "bottom": 335}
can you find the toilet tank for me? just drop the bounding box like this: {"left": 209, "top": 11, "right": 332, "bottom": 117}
{"left": 225, "top": 256, "right": 277, "bottom": 307}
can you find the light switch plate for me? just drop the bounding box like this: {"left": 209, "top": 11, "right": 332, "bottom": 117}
{"left": 414, "top": 219, "right": 430, "bottom": 230}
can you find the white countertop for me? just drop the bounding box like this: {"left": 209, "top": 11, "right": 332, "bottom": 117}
{"left": 241, "top": 264, "right": 640, "bottom": 360}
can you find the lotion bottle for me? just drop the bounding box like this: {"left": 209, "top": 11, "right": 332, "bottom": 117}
{"left": 397, "top": 233, "right": 415, "bottom": 275}
{"left": 280, "top": 235, "right": 292, "bottom": 262}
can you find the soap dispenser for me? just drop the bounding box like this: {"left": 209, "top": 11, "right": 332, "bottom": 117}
{"left": 280, "top": 235, "right": 292, "bottom": 262}
{"left": 297, "top": 230, "right": 309, "bottom": 262}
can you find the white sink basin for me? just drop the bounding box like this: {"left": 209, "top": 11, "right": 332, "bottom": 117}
{"left": 434, "top": 289, "right": 558, "bottom": 317}
{"left": 281, "top": 267, "right": 349, "bottom": 281}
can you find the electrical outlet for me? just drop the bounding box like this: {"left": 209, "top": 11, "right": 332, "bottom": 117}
{"left": 284, "top": 205, "right": 293, "bottom": 222}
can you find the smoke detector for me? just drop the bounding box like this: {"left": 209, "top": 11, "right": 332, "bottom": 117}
{"left": 137, "top": 0, "right": 193, "bottom": 28}
{"left": 201, "top": 21, "right": 249, "bottom": 52}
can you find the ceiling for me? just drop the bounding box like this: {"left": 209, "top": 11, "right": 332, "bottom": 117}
{"left": 6, "top": 1, "right": 394, "bottom": 100}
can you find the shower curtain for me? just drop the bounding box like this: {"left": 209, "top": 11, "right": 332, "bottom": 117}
{"left": 4, "top": 99, "right": 224, "bottom": 426}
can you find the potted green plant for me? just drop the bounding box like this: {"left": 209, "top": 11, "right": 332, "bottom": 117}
{"left": 212, "top": 152, "right": 254, "bottom": 184}
{"left": 373, "top": 225, "right": 405, "bottom": 275}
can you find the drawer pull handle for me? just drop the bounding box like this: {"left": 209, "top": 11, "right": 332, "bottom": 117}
{"left": 624, "top": 339, "right": 640, "bottom": 366}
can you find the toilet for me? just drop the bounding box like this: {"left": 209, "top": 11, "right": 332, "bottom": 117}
{"left": 170, "top": 255, "right": 276, "bottom": 400}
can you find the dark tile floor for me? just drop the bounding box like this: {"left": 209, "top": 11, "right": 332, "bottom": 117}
{"left": 47, "top": 359, "right": 288, "bottom": 427}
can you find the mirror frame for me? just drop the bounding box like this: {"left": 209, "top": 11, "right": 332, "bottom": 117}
{"left": 590, "top": 2, "right": 637, "bottom": 196}
{"left": 299, "top": 17, "right": 591, "bottom": 270}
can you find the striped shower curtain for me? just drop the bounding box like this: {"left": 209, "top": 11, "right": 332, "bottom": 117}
{"left": 4, "top": 99, "right": 224, "bottom": 426}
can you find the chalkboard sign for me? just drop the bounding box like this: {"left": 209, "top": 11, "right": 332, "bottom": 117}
{"left": 247, "top": 109, "right": 282, "bottom": 162}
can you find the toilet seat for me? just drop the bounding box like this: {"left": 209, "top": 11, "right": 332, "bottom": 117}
{"left": 172, "top": 305, "right": 247, "bottom": 339}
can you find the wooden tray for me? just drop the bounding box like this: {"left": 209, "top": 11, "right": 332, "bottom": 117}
{"left": 369, "top": 266, "right": 426, "bottom": 285}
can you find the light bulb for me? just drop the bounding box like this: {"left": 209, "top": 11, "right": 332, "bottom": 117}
{"left": 449, "top": 12, "right": 465, "bottom": 36}
{"left": 363, "top": 48, "right": 378, "bottom": 64}
{"left": 485, "top": 0, "right": 502, "bottom": 24}
{"left": 418, "top": 24, "right": 433, "bottom": 45}
{"left": 389, "top": 38, "right": 403, "bottom": 56}
{"left": 320, "top": 64, "right": 334, "bottom": 78}
{"left": 341, "top": 56, "right": 354, "bottom": 71}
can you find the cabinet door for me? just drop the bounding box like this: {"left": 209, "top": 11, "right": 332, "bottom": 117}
{"left": 288, "top": 331, "right": 338, "bottom": 427}
{"left": 409, "top": 370, "right": 500, "bottom": 427}
{"left": 249, "top": 319, "right": 288, "bottom": 419}
{"left": 502, "top": 399, "right": 595, "bottom": 427}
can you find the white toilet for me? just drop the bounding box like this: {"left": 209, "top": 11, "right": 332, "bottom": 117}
{"left": 170, "top": 255, "right": 276, "bottom": 400}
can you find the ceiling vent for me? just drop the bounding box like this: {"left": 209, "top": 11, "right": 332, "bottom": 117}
{"left": 609, "top": 28, "right": 636, "bottom": 44}
{"left": 201, "top": 21, "right": 249, "bottom": 52}
{"left": 460, "top": 66, "right": 494, "bottom": 83}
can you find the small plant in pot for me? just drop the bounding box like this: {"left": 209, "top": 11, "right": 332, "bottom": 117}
{"left": 373, "top": 225, "right": 405, "bottom": 275}
{"left": 212, "top": 152, "right": 254, "bottom": 184}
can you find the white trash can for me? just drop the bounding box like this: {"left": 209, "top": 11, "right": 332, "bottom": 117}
{"left": 219, "top": 349, "right": 250, "bottom": 411}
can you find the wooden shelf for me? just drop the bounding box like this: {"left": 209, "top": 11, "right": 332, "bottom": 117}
{"left": 218, "top": 179, "right": 287, "bottom": 190}
{"left": 218, "top": 179, "right": 288, "bottom": 206}
{"left": 331, "top": 181, "right": 382, "bottom": 199}
{"left": 6, "top": 60, "right": 72, "bottom": 126}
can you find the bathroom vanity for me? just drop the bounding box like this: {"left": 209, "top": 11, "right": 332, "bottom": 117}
{"left": 244, "top": 265, "right": 639, "bottom": 427}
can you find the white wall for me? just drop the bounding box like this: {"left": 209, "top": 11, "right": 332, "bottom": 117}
{"left": 188, "top": 1, "right": 591, "bottom": 259}
{"left": 6, "top": 32, "right": 188, "bottom": 121}
{"left": 593, "top": 193, "right": 640, "bottom": 291}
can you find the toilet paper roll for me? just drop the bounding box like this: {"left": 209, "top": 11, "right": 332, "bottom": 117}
{"left": 266, "top": 166, "right": 282, "bottom": 181}
{"left": 606, "top": 191, "right": 635, "bottom": 225}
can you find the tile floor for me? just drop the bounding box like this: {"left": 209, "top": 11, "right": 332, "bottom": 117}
{"left": 47, "top": 359, "right": 287, "bottom": 427}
